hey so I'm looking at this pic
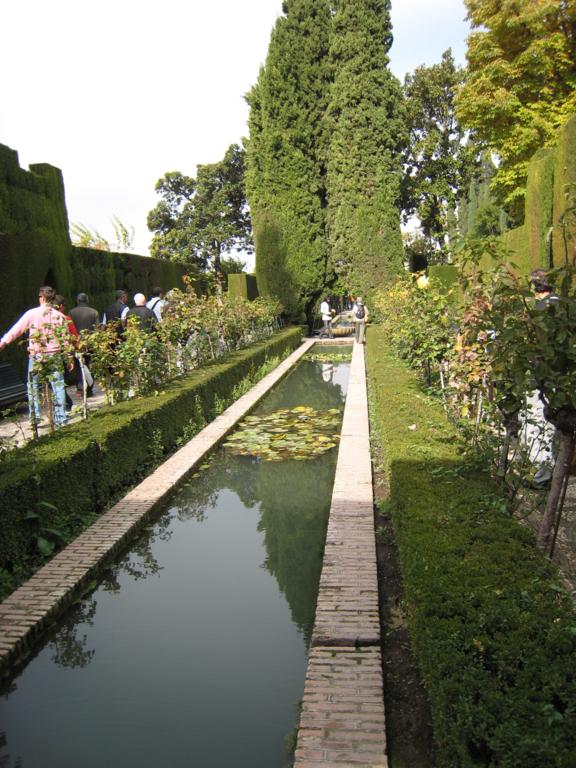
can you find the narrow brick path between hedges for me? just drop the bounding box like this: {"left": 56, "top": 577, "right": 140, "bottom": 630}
{"left": 294, "top": 342, "right": 388, "bottom": 768}
{"left": 0, "top": 339, "right": 316, "bottom": 675}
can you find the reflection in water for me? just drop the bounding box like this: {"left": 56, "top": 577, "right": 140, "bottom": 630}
{"left": 321, "top": 363, "right": 333, "bottom": 382}
{"left": 0, "top": 358, "right": 350, "bottom": 768}
{"left": 47, "top": 514, "right": 175, "bottom": 671}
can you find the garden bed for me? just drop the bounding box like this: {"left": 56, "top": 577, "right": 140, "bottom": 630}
{"left": 0, "top": 327, "right": 302, "bottom": 600}
{"left": 366, "top": 326, "right": 576, "bottom": 767}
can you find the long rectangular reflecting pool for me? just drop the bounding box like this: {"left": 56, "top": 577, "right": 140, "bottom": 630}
{"left": 0, "top": 351, "right": 351, "bottom": 768}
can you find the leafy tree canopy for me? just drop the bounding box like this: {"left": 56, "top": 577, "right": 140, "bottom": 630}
{"left": 401, "top": 50, "right": 478, "bottom": 258}
{"left": 147, "top": 144, "right": 252, "bottom": 287}
{"left": 456, "top": 0, "right": 576, "bottom": 222}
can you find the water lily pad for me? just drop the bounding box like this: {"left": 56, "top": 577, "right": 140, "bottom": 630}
{"left": 223, "top": 405, "right": 342, "bottom": 462}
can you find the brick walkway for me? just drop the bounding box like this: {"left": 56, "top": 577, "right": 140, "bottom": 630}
{"left": 0, "top": 339, "right": 315, "bottom": 675}
{"left": 294, "top": 342, "right": 388, "bottom": 767}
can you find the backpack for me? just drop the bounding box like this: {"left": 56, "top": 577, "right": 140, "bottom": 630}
{"left": 355, "top": 304, "right": 365, "bottom": 320}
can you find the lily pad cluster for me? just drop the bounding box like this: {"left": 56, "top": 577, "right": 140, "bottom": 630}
{"left": 306, "top": 351, "right": 352, "bottom": 363}
{"left": 223, "top": 405, "right": 342, "bottom": 461}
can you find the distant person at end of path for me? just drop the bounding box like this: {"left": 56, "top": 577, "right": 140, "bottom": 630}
{"left": 126, "top": 293, "right": 157, "bottom": 332}
{"left": 69, "top": 292, "right": 99, "bottom": 397}
{"left": 146, "top": 287, "right": 166, "bottom": 322}
{"left": 319, "top": 297, "right": 334, "bottom": 339}
{"left": 0, "top": 286, "right": 71, "bottom": 427}
{"left": 354, "top": 297, "right": 368, "bottom": 344}
{"left": 103, "top": 289, "right": 129, "bottom": 326}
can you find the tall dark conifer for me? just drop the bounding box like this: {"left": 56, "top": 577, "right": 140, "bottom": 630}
{"left": 245, "top": 0, "right": 332, "bottom": 321}
{"left": 326, "top": 0, "right": 405, "bottom": 295}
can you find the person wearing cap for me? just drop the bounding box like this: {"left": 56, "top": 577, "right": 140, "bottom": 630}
{"left": 126, "top": 293, "right": 157, "bottom": 332}
{"left": 353, "top": 296, "right": 369, "bottom": 344}
{"left": 70, "top": 292, "right": 100, "bottom": 397}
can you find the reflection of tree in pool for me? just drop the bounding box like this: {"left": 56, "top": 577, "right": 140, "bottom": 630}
{"left": 173, "top": 454, "right": 259, "bottom": 521}
{"left": 47, "top": 513, "right": 173, "bottom": 671}
{"left": 256, "top": 453, "right": 336, "bottom": 643}
{"left": 49, "top": 598, "right": 97, "bottom": 669}
{"left": 260, "top": 361, "right": 347, "bottom": 414}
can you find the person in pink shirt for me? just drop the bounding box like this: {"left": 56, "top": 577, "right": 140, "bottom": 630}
{"left": 0, "top": 286, "right": 71, "bottom": 427}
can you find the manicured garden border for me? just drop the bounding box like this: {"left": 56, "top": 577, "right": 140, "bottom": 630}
{"left": 366, "top": 326, "right": 576, "bottom": 767}
{"left": 0, "top": 327, "right": 302, "bottom": 599}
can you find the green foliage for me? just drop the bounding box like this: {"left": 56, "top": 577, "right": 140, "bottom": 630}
{"left": 326, "top": 0, "right": 405, "bottom": 294}
{"left": 148, "top": 144, "right": 252, "bottom": 288}
{"left": 401, "top": 50, "right": 478, "bottom": 258}
{"left": 459, "top": 154, "right": 508, "bottom": 241}
{"left": 245, "top": 0, "right": 333, "bottom": 321}
{"left": 374, "top": 273, "right": 455, "bottom": 386}
{"left": 456, "top": 0, "right": 576, "bottom": 222}
{"left": 0, "top": 327, "right": 303, "bottom": 601}
{"left": 366, "top": 329, "right": 576, "bottom": 767}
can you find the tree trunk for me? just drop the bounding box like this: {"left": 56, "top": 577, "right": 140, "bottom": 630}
{"left": 537, "top": 429, "right": 574, "bottom": 552}
{"left": 214, "top": 241, "right": 223, "bottom": 294}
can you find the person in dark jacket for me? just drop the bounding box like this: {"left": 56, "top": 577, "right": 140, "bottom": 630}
{"left": 126, "top": 293, "right": 157, "bottom": 332}
{"left": 69, "top": 292, "right": 100, "bottom": 397}
{"left": 70, "top": 293, "right": 100, "bottom": 333}
{"left": 103, "top": 290, "right": 129, "bottom": 324}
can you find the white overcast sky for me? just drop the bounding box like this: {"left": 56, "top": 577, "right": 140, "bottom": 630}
{"left": 0, "top": 0, "right": 470, "bottom": 260}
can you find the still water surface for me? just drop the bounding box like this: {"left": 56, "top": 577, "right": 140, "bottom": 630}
{"left": 0, "top": 357, "right": 350, "bottom": 768}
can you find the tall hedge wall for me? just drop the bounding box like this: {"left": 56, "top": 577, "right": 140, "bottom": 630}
{"left": 503, "top": 115, "right": 575, "bottom": 273}
{"left": 0, "top": 142, "right": 187, "bottom": 375}
{"left": 552, "top": 114, "right": 576, "bottom": 264}
{"left": 228, "top": 272, "right": 259, "bottom": 301}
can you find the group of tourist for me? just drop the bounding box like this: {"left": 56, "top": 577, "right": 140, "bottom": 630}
{"left": 318, "top": 295, "right": 369, "bottom": 343}
{"left": 0, "top": 285, "right": 166, "bottom": 428}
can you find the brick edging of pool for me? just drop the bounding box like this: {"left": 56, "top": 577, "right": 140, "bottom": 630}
{"left": 294, "top": 343, "right": 388, "bottom": 768}
{"left": 0, "top": 339, "right": 317, "bottom": 676}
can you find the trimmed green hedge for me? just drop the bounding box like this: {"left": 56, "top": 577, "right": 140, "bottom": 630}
{"left": 0, "top": 327, "right": 302, "bottom": 599}
{"left": 228, "top": 272, "right": 259, "bottom": 300}
{"left": 366, "top": 326, "right": 576, "bottom": 767}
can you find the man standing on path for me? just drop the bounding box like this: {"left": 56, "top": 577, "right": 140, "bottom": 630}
{"left": 70, "top": 292, "right": 100, "bottom": 333}
{"left": 319, "top": 297, "right": 334, "bottom": 339}
{"left": 354, "top": 297, "right": 369, "bottom": 344}
{"left": 126, "top": 293, "right": 157, "bottom": 332}
{"left": 146, "top": 287, "right": 166, "bottom": 322}
{"left": 0, "top": 286, "right": 71, "bottom": 427}
{"left": 70, "top": 293, "right": 99, "bottom": 396}
{"left": 103, "top": 289, "right": 129, "bottom": 325}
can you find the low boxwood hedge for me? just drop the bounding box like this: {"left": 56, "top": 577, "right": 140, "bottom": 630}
{"left": 0, "top": 327, "right": 302, "bottom": 600}
{"left": 366, "top": 326, "right": 576, "bottom": 768}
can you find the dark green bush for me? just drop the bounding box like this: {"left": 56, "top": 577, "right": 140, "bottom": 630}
{"left": 0, "top": 327, "right": 302, "bottom": 600}
{"left": 366, "top": 326, "right": 576, "bottom": 768}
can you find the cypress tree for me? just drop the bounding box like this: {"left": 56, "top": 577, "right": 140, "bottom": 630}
{"left": 245, "top": 0, "right": 332, "bottom": 322}
{"left": 326, "top": 0, "right": 405, "bottom": 296}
